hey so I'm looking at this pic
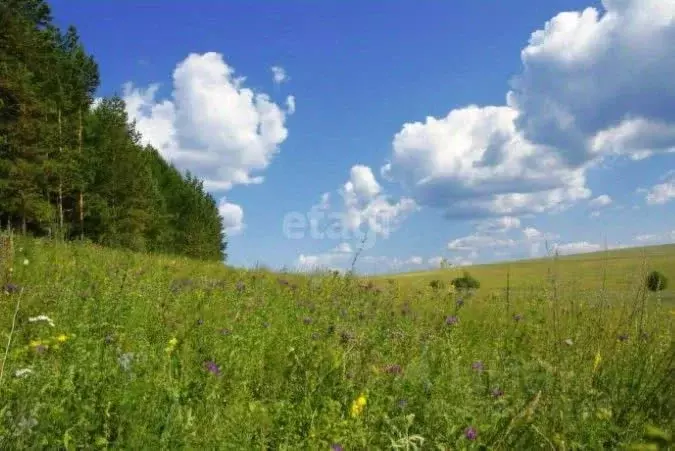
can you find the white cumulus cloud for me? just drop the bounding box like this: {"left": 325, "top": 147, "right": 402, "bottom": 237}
{"left": 589, "top": 194, "right": 613, "bottom": 208}
{"left": 123, "top": 52, "right": 295, "bottom": 237}
{"left": 644, "top": 173, "right": 675, "bottom": 205}
{"left": 271, "top": 65, "right": 289, "bottom": 84}
{"left": 383, "top": 0, "right": 675, "bottom": 220}
{"left": 217, "top": 198, "right": 244, "bottom": 235}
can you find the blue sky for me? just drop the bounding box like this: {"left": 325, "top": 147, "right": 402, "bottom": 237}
{"left": 50, "top": 0, "right": 675, "bottom": 273}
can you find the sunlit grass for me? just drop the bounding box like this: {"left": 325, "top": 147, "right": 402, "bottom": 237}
{"left": 0, "top": 236, "right": 673, "bottom": 449}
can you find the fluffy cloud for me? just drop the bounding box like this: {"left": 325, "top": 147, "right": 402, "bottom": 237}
{"left": 296, "top": 251, "right": 426, "bottom": 274}
{"left": 124, "top": 53, "right": 294, "bottom": 192}
{"left": 589, "top": 194, "right": 612, "bottom": 208}
{"left": 384, "top": 0, "right": 675, "bottom": 219}
{"left": 271, "top": 66, "right": 288, "bottom": 84}
{"left": 475, "top": 216, "right": 521, "bottom": 233}
{"left": 314, "top": 165, "right": 418, "bottom": 241}
{"left": 553, "top": 241, "right": 603, "bottom": 254}
{"left": 448, "top": 234, "right": 518, "bottom": 252}
{"left": 123, "top": 53, "right": 295, "bottom": 238}
{"left": 217, "top": 199, "right": 245, "bottom": 235}
{"left": 644, "top": 172, "right": 675, "bottom": 205}
{"left": 634, "top": 230, "right": 675, "bottom": 244}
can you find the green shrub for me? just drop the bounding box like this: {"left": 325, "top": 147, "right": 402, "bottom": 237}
{"left": 429, "top": 279, "right": 444, "bottom": 290}
{"left": 646, "top": 270, "right": 668, "bottom": 291}
{"left": 450, "top": 271, "right": 481, "bottom": 290}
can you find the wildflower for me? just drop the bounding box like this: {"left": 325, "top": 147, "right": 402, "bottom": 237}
{"left": 465, "top": 426, "right": 478, "bottom": 440}
{"left": 23, "top": 258, "right": 29, "bottom": 266}
{"left": 104, "top": 334, "right": 115, "bottom": 344}
{"left": 471, "top": 361, "right": 484, "bottom": 372}
{"left": 262, "top": 322, "right": 270, "bottom": 329}
{"left": 350, "top": 393, "right": 367, "bottom": 418}
{"left": 617, "top": 333, "right": 629, "bottom": 342}
{"left": 331, "top": 444, "right": 344, "bottom": 451}
{"left": 220, "top": 328, "right": 232, "bottom": 336}
{"left": 303, "top": 317, "right": 313, "bottom": 325}
{"left": 513, "top": 313, "right": 523, "bottom": 322}
{"left": 203, "top": 360, "right": 221, "bottom": 376}
{"left": 445, "top": 315, "right": 459, "bottom": 326}
{"left": 28, "top": 315, "right": 55, "bottom": 327}
{"left": 456, "top": 299, "right": 465, "bottom": 307}
{"left": 118, "top": 352, "right": 134, "bottom": 371}
{"left": 593, "top": 351, "right": 602, "bottom": 372}
{"left": 397, "top": 399, "right": 408, "bottom": 409}
{"left": 56, "top": 334, "right": 68, "bottom": 343}
{"left": 196, "top": 319, "right": 204, "bottom": 326}
{"left": 165, "top": 337, "right": 178, "bottom": 353}
{"left": 491, "top": 387, "right": 504, "bottom": 398}
{"left": 236, "top": 281, "right": 245, "bottom": 292}
{"left": 14, "top": 368, "right": 33, "bottom": 378}
{"left": 3, "top": 283, "right": 21, "bottom": 294}
{"left": 563, "top": 338, "right": 574, "bottom": 346}
{"left": 34, "top": 344, "right": 47, "bottom": 354}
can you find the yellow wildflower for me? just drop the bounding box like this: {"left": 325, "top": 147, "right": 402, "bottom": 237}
{"left": 593, "top": 351, "right": 602, "bottom": 373}
{"left": 350, "top": 393, "right": 367, "bottom": 418}
{"left": 165, "top": 337, "right": 178, "bottom": 353}
{"left": 29, "top": 340, "right": 43, "bottom": 348}
{"left": 56, "top": 334, "right": 68, "bottom": 343}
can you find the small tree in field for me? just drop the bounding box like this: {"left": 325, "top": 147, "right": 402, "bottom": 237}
{"left": 451, "top": 271, "right": 480, "bottom": 291}
{"left": 646, "top": 270, "right": 668, "bottom": 292}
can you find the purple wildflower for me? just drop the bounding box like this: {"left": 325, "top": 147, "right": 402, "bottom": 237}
{"left": 236, "top": 281, "right": 245, "bottom": 292}
{"left": 456, "top": 299, "right": 464, "bottom": 307}
{"left": 196, "top": 319, "right": 204, "bottom": 326}
{"left": 220, "top": 328, "right": 231, "bottom": 336}
{"left": 104, "top": 334, "right": 114, "bottom": 344}
{"left": 34, "top": 344, "right": 47, "bottom": 354}
{"left": 331, "top": 444, "right": 344, "bottom": 451}
{"left": 445, "top": 315, "right": 459, "bottom": 326}
{"left": 465, "top": 426, "right": 478, "bottom": 440}
{"left": 397, "top": 399, "right": 408, "bottom": 409}
{"left": 3, "top": 283, "right": 20, "bottom": 294}
{"left": 471, "top": 361, "right": 484, "bottom": 372}
{"left": 491, "top": 387, "right": 504, "bottom": 398}
{"left": 303, "top": 317, "right": 313, "bottom": 325}
{"left": 203, "top": 360, "right": 221, "bottom": 376}
{"left": 513, "top": 314, "right": 523, "bottom": 322}
{"left": 618, "top": 333, "right": 629, "bottom": 342}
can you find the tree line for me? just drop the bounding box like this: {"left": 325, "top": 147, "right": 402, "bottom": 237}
{"left": 0, "top": 0, "right": 227, "bottom": 261}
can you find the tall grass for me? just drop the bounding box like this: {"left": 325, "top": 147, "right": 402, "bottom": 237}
{"left": 0, "top": 236, "right": 673, "bottom": 449}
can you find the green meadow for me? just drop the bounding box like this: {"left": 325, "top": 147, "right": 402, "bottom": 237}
{"left": 0, "top": 236, "right": 673, "bottom": 449}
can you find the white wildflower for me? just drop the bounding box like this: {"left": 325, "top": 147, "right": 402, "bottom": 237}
{"left": 14, "top": 368, "right": 33, "bottom": 378}
{"left": 28, "top": 315, "right": 55, "bottom": 327}
{"left": 23, "top": 258, "right": 29, "bottom": 266}
{"left": 564, "top": 338, "right": 574, "bottom": 346}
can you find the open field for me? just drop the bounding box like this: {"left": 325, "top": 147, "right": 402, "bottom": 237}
{"left": 370, "top": 244, "right": 675, "bottom": 302}
{"left": 0, "top": 237, "right": 673, "bottom": 449}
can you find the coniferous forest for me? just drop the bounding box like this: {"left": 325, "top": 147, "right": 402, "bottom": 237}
{"left": 0, "top": 0, "right": 227, "bottom": 261}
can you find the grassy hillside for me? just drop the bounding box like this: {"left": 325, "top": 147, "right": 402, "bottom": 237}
{"left": 0, "top": 237, "right": 673, "bottom": 449}
{"left": 371, "top": 244, "right": 675, "bottom": 299}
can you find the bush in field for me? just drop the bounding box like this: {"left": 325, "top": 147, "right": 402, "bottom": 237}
{"left": 646, "top": 270, "right": 668, "bottom": 291}
{"left": 451, "top": 271, "right": 480, "bottom": 290}
{"left": 429, "top": 279, "right": 444, "bottom": 290}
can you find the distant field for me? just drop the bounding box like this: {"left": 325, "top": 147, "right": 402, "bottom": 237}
{"left": 371, "top": 244, "right": 675, "bottom": 301}
{"left": 0, "top": 237, "right": 673, "bottom": 449}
